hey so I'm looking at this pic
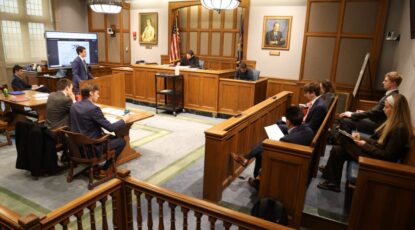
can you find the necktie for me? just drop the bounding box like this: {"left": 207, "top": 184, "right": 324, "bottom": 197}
{"left": 303, "top": 102, "right": 313, "bottom": 122}
{"left": 82, "top": 59, "right": 87, "bottom": 72}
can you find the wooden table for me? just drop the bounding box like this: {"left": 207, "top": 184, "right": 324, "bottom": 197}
{"left": 0, "top": 90, "right": 48, "bottom": 126}
{"left": 0, "top": 91, "right": 153, "bottom": 165}
{"left": 96, "top": 104, "right": 154, "bottom": 165}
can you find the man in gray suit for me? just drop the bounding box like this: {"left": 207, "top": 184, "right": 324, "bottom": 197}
{"left": 45, "top": 78, "right": 75, "bottom": 129}
{"left": 265, "top": 22, "right": 286, "bottom": 46}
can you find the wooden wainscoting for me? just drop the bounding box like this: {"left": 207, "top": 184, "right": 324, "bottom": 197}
{"left": 161, "top": 55, "right": 256, "bottom": 70}
{"left": 204, "top": 91, "right": 293, "bottom": 202}
{"left": 80, "top": 73, "right": 125, "bottom": 108}
{"left": 218, "top": 77, "right": 267, "bottom": 115}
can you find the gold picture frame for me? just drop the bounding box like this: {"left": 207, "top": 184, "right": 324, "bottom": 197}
{"left": 262, "top": 16, "right": 292, "bottom": 50}
{"left": 139, "top": 12, "right": 158, "bottom": 45}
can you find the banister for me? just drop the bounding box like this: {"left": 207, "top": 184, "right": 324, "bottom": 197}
{"left": 0, "top": 204, "right": 23, "bottom": 229}
{"left": 123, "top": 176, "right": 294, "bottom": 230}
{"left": 40, "top": 179, "right": 122, "bottom": 227}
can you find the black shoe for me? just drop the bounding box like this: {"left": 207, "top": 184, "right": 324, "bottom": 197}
{"left": 318, "top": 165, "right": 326, "bottom": 173}
{"left": 317, "top": 180, "right": 340, "bottom": 193}
{"left": 248, "top": 177, "right": 260, "bottom": 190}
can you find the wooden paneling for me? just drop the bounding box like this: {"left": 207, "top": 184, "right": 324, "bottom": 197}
{"left": 259, "top": 97, "right": 338, "bottom": 228}
{"left": 349, "top": 157, "right": 415, "bottom": 229}
{"left": 112, "top": 67, "right": 134, "bottom": 99}
{"left": 160, "top": 55, "right": 256, "bottom": 70}
{"left": 80, "top": 73, "right": 125, "bottom": 108}
{"left": 218, "top": 78, "right": 268, "bottom": 115}
{"left": 131, "top": 64, "right": 234, "bottom": 113}
{"left": 300, "top": 0, "right": 389, "bottom": 92}
{"left": 88, "top": 3, "right": 130, "bottom": 65}
{"left": 203, "top": 91, "right": 293, "bottom": 202}
{"left": 266, "top": 78, "right": 301, "bottom": 104}
{"left": 168, "top": 1, "right": 250, "bottom": 60}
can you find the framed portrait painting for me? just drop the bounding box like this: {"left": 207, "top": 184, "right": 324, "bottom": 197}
{"left": 139, "top": 12, "right": 158, "bottom": 45}
{"left": 262, "top": 16, "right": 292, "bottom": 50}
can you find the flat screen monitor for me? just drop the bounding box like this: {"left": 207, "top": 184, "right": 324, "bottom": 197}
{"left": 45, "top": 31, "right": 98, "bottom": 69}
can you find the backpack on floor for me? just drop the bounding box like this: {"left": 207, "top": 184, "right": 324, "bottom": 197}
{"left": 251, "top": 197, "right": 288, "bottom": 225}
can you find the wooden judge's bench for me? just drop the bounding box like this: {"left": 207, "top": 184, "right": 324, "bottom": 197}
{"left": 112, "top": 64, "right": 267, "bottom": 116}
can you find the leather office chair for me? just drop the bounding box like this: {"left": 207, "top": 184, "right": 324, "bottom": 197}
{"left": 62, "top": 130, "right": 117, "bottom": 190}
{"left": 252, "top": 69, "right": 260, "bottom": 81}
{"left": 199, "top": 60, "right": 205, "bottom": 69}
{"left": 0, "top": 84, "right": 12, "bottom": 147}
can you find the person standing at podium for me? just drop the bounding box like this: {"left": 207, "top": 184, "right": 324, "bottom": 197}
{"left": 71, "top": 46, "right": 93, "bottom": 97}
{"left": 179, "top": 50, "right": 199, "bottom": 68}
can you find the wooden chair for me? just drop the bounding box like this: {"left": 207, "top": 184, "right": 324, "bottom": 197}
{"left": 0, "top": 84, "right": 12, "bottom": 147}
{"left": 49, "top": 126, "right": 68, "bottom": 163}
{"left": 62, "top": 130, "right": 117, "bottom": 190}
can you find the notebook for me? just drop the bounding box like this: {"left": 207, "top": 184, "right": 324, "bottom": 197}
{"left": 264, "top": 124, "right": 285, "bottom": 141}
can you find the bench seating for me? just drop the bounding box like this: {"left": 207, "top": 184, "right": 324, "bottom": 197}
{"left": 345, "top": 133, "right": 415, "bottom": 210}
{"left": 348, "top": 141, "right": 415, "bottom": 229}
{"left": 258, "top": 97, "right": 338, "bottom": 228}
{"left": 203, "top": 91, "right": 293, "bottom": 202}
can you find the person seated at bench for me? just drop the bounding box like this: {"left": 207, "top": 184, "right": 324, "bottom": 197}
{"left": 231, "top": 106, "right": 314, "bottom": 189}
{"left": 178, "top": 50, "right": 199, "bottom": 68}
{"left": 336, "top": 71, "right": 402, "bottom": 134}
{"left": 234, "top": 62, "right": 254, "bottom": 81}
{"left": 11, "top": 65, "right": 48, "bottom": 92}
{"left": 318, "top": 94, "right": 413, "bottom": 192}
{"left": 70, "top": 83, "right": 132, "bottom": 176}
{"left": 320, "top": 79, "right": 335, "bottom": 108}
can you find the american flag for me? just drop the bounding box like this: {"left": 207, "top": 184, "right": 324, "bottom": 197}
{"left": 236, "top": 13, "right": 244, "bottom": 66}
{"left": 170, "top": 11, "right": 180, "bottom": 63}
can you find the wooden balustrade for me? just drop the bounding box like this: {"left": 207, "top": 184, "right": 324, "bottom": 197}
{"left": 0, "top": 169, "right": 292, "bottom": 230}
{"left": 203, "top": 91, "right": 293, "bottom": 202}
{"left": 259, "top": 97, "right": 338, "bottom": 228}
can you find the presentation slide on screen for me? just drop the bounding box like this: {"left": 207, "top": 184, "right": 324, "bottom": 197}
{"left": 57, "top": 41, "right": 91, "bottom": 66}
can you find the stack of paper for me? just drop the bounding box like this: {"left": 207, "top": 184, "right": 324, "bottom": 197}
{"left": 264, "top": 124, "right": 285, "bottom": 141}
{"left": 33, "top": 93, "right": 49, "bottom": 100}
{"left": 102, "top": 108, "right": 125, "bottom": 116}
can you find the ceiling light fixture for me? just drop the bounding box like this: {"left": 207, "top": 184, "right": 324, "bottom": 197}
{"left": 89, "top": 0, "right": 122, "bottom": 14}
{"left": 201, "top": 0, "right": 240, "bottom": 13}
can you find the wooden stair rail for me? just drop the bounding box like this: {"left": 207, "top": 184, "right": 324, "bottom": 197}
{"left": 0, "top": 169, "right": 293, "bottom": 229}
{"left": 203, "top": 91, "right": 293, "bottom": 202}
{"left": 259, "top": 97, "right": 338, "bottom": 228}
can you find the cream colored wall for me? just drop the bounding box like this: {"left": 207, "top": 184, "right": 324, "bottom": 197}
{"left": 53, "top": 0, "right": 88, "bottom": 32}
{"left": 130, "top": 1, "right": 170, "bottom": 64}
{"left": 129, "top": 0, "right": 307, "bottom": 75}
{"left": 246, "top": 0, "right": 306, "bottom": 79}
{"left": 384, "top": 0, "right": 415, "bottom": 124}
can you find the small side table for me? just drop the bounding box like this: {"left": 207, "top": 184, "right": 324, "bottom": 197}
{"left": 154, "top": 73, "right": 184, "bottom": 116}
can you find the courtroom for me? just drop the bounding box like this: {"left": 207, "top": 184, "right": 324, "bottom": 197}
{"left": 0, "top": 0, "right": 414, "bottom": 229}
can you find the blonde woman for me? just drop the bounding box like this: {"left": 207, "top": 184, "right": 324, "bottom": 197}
{"left": 318, "top": 94, "right": 413, "bottom": 192}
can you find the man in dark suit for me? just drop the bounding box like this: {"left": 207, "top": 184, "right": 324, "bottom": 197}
{"left": 179, "top": 50, "right": 199, "bottom": 68}
{"left": 71, "top": 46, "right": 94, "bottom": 95}
{"left": 336, "top": 71, "right": 401, "bottom": 134}
{"left": 231, "top": 106, "right": 314, "bottom": 187}
{"left": 265, "top": 22, "right": 286, "bottom": 46}
{"left": 302, "top": 82, "right": 328, "bottom": 133}
{"left": 70, "top": 83, "right": 131, "bottom": 172}
{"left": 234, "top": 62, "right": 254, "bottom": 81}
{"left": 11, "top": 65, "right": 48, "bottom": 92}
{"left": 45, "top": 78, "right": 75, "bottom": 129}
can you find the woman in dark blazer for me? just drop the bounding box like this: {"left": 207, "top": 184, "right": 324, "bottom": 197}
{"left": 318, "top": 94, "right": 413, "bottom": 192}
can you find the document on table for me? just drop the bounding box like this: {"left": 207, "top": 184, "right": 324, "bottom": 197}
{"left": 102, "top": 107, "right": 125, "bottom": 116}
{"left": 102, "top": 115, "right": 119, "bottom": 135}
{"left": 33, "top": 93, "right": 49, "bottom": 100}
{"left": 264, "top": 124, "right": 285, "bottom": 141}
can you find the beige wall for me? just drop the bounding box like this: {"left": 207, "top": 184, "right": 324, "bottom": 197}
{"left": 384, "top": 0, "right": 415, "bottom": 124}
{"left": 129, "top": 0, "right": 307, "bottom": 77}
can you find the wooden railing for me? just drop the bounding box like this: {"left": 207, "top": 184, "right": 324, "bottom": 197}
{"left": 0, "top": 169, "right": 293, "bottom": 230}
{"left": 259, "top": 97, "right": 338, "bottom": 228}
{"left": 203, "top": 91, "right": 293, "bottom": 202}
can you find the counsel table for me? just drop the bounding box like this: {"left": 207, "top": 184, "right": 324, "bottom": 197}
{"left": 0, "top": 91, "right": 153, "bottom": 165}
